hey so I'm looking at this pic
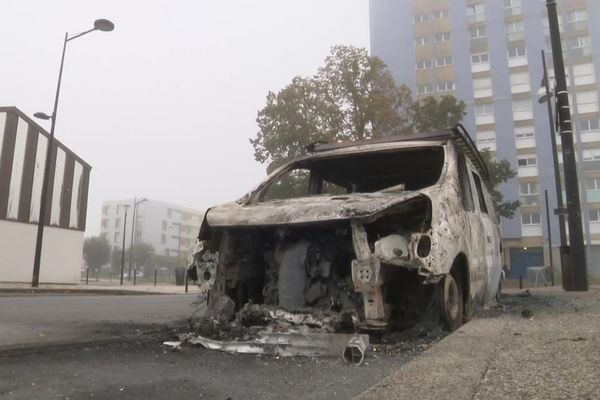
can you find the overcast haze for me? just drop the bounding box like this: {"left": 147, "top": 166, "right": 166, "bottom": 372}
{"left": 0, "top": 0, "right": 370, "bottom": 235}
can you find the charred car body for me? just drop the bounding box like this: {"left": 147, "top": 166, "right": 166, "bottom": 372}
{"left": 189, "top": 126, "right": 502, "bottom": 332}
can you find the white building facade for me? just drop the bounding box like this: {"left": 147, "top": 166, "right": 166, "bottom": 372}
{"left": 100, "top": 199, "right": 203, "bottom": 259}
{"left": 0, "top": 107, "right": 91, "bottom": 283}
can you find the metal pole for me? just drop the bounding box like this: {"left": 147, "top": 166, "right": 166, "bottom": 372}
{"left": 154, "top": 268, "right": 157, "bottom": 286}
{"left": 86, "top": 267, "right": 89, "bottom": 285}
{"left": 120, "top": 206, "right": 129, "bottom": 285}
{"left": 546, "top": 0, "right": 588, "bottom": 291}
{"left": 541, "top": 50, "right": 568, "bottom": 288}
{"left": 544, "top": 190, "right": 555, "bottom": 286}
{"left": 31, "top": 32, "right": 68, "bottom": 287}
{"left": 128, "top": 197, "right": 136, "bottom": 282}
{"left": 134, "top": 269, "right": 137, "bottom": 286}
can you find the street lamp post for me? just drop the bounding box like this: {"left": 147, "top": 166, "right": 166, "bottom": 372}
{"left": 546, "top": 0, "right": 588, "bottom": 291}
{"left": 118, "top": 204, "right": 130, "bottom": 286}
{"left": 31, "top": 19, "right": 115, "bottom": 288}
{"left": 128, "top": 198, "right": 148, "bottom": 281}
{"left": 539, "top": 49, "right": 568, "bottom": 288}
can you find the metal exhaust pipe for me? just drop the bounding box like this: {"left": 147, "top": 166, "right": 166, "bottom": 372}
{"left": 343, "top": 334, "right": 369, "bottom": 365}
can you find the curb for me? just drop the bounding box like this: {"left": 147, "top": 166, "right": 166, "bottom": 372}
{"left": 0, "top": 288, "right": 193, "bottom": 296}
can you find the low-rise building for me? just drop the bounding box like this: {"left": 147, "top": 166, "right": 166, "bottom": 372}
{"left": 0, "top": 106, "right": 91, "bottom": 283}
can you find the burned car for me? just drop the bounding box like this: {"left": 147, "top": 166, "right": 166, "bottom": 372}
{"left": 188, "top": 125, "right": 502, "bottom": 333}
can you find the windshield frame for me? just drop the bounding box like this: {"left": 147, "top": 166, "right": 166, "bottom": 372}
{"left": 249, "top": 142, "right": 448, "bottom": 204}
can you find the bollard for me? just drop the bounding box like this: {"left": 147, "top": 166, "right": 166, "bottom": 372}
{"left": 86, "top": 268, "right": 89, "bottom": 285}
{"left": 134, "top": 269, "right": 137, "bottom": 286}
{"left": 185, "top": 270, "right": 188, "bottom": 293}
{"left": 154, "top": 268, "right": 157, "bottom": 286}
{"left": 519, "top": 274, "right": 523, "bottom": 289}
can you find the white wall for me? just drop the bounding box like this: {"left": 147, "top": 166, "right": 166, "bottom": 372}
{"left": 0, "top": 219, "right": 84, "bottom": 283}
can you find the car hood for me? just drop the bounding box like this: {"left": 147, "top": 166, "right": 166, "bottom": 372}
{"left": 205, "top": 192, "right": 427, "bottom": 227}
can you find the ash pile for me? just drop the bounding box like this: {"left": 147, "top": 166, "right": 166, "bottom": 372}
{"left": 181, "top": 293, "right": 369, "bottom": 365}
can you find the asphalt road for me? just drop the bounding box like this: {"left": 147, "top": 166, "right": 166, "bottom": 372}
{"left": 0, "top": 337, "right": 425, "bottom": 400}
{"left": 0, "top": 294, "right": 198, "bottom": 349}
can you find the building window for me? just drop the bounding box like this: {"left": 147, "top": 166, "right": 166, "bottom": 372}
{"left": 506, "top": 21, "right": 524, "bottom": 33}
{"left": 435, "top": 56, "right": 453, "bottom": 67}
{"left": 569, "top": 35, "right": 591, "bottom": 49}
{"left": 521, "top": 212, "right": 541, "bottom": 225}
{"left": 415, "top": 59, "right": 433, "bottom": 70}
{"left": 431, "top": 9, "right": 449, "bottom": 20}
{"left": 413, "top": 13, "right": 429, "bottom": 23}
{"left": 517, "top": 156, "right": 537, "bottom": 167}
{"left": 467, "top": 4, "right": 485, "bottom": 23}
{"left": 102, "top": 205, "right": 110, "bottom": 215}
{"left": 583, "top": 149, "right": 600, "bottom": 161}
{"left": 471, "top": 52, "right": 489, "bottom": 64}
{"left": 167, "top": 208, "right": 172, "bottom": 217}
{"left": 414, "top": 36, "right": 431, "bottom": 46}
{"left": 475, "top": 103, "right": 494, "bottom": 116}
{"left": 589, "top": 209, "right": 600, "bottom": 222}
{"left": 165, "top": 249, "right": 170, "bottom": 256}
{"left": 586, "top": 178, "right": 600, "bottom": 190}
{"left": 566, "top": 9, "right": 587, "bottom": 23}
{"left": 437, "top": 82, "right": 455, "bottom": 92}
{"left": 580, "top": 119, "right": 600, "bottom": 132}
{"left": 162, "top": 220, "right": 167, "bottom": 231}
{"left": 433, "top": 32, "right": 452, "bottom": 43}
{"left": 115, "top": 218, "right": 121, "bottom": 228}
{"left": 504, "top": 0, "right": 521, "bottom": 7}
{"left": 512, "top": 99, "right": 532, "bottom": 112}
{"left": 161, "top": 234, "right": 166, "bottom": 244}
{"left": 470, "top": 26, "right": 486, "bottom": 39}
{"left": 508, "top": 45, "right": 526, "bottom": 58}
{"left": 417, "top": 84, "right": 435, "bottom": 94}
{"left": 114, "top": 232, "right": 120, "bottom": 244}
{"left": 519, "top": 182, "right": 539, "bottom": 205}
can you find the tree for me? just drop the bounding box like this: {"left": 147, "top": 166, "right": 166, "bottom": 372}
{"left": 82, "top": 236, "right": 111, "bottom": 272}
{"left": 127, "top": 242, "right": 155, "bottom": 269}
{"left": 480, "top": 149, "right": 520, "bottom": 219}
{"left": 111, "top": 246, "right": 123, "bottom": 273}
{"left": 251, "top": 45, "right": 465, "bottom": 173}
{"left": 412, "top": 95, "right": 466, "bottom": 131}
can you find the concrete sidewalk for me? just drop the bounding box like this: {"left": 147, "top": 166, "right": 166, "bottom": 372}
{"left": 355, "top": 286, "right": 600, "bottom": 400}
{"left": 0, "top": 281, "right": 201, "bottom": 295}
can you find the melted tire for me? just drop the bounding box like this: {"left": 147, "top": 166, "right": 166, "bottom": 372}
{"left": 440, "top": 274, "right": 464, "bottom": 332}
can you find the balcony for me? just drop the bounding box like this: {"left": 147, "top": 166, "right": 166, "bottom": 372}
{"left": 521, "top": 225, "right": 542, "bottom": 237}
{"left": 511, "top": 82, "right": 530, "bottom": 94}
{"left": 474, "top": 87, "right": 492, "bottom": 98}
{"left": 513, "top": 110, "right": 533, "bottom": 121}
{"left": 516, "top": 137, "right": 536, "bottom": 149}
{"left": 476, "top": 114, "right": 495, "bottom": 125}
{"left": 586, "top": 190, "right": 600, "bottom": 203}
{"left": 508, "top": 56, "right": 527, "bottom": 68}
{"left": 518, "top": 165, "right": 538, "bottom": 177}
{"left": 471, "top": 62, "right": 490, "bottom": 73}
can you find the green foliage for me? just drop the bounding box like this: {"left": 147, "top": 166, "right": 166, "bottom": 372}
{"left": 480, "top": 149, "right": 520, "bottom": 219}
{"left": 412, "top": 95, "right": 466, "bottom": 131}
{"left": 251, "top": 45, "right": 466, "bottom": 173}
{"left": 126, "top": 242, "right": 155, "bottom": 268}
{"left": 83, "top": 236, "right": 111, "bottom": 272}
{"left": 111, "top": 246, "right": 123, "bottom": 273}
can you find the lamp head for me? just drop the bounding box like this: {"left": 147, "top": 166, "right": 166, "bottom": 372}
{"left": 94, "top": 19, "right": 115, "bottom": 32}
{"left": 33, "top": 112, "right": 52, "bottom": 120}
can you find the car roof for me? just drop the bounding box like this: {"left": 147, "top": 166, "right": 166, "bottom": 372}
{"left": 308, "top": 125, "right": 489, "bottom": 181}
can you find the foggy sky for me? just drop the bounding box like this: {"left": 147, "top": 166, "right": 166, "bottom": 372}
{"left": 0, "top": 0, "right": 369, "bottom": 235}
